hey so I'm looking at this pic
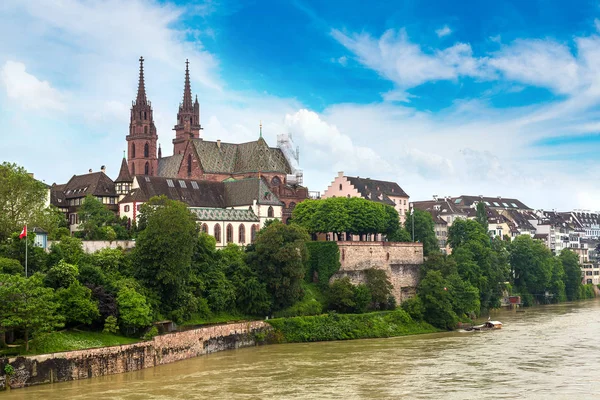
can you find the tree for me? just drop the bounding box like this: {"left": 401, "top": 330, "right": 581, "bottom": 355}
{"left": 0, "top": 162, "right": 51, "bottom": 241}
{"left": 78, "top": 195, "right": 118, "bottom": 240}
{"left": 418, "top": 270, "right": 457, "bottom": 329}
{"left": 56, "top": 282, "right": 100, "bottom": 326}
{"left": 364, "top": 268, "right": 393, "bottom": 310}
{"left": 0, "top": 273, "right": 64, "bottom": 351}
{"left": 560, "top": 249, "right": 582, "bottom": 301}
{"left": 47, "top": 236, "right": 85, "bottom": 266}
{"left": 45, "top": 260, "right": 79, "bottom": 289}
{"left": 475, "top": 202, "right": 489, "bottom": 233}
{"left": 116, "top": 286, "right": 152, "bottom": 332}
{"left": 0, "top": 257, "right": 24, "bottom": 275}
{"left": 247, "top": 221, "right": 309, "bottom": 311}
{"left": 327, "top": 277, "right": 356, "bottom": 313}
{"left": 0, "top": 233, "right": 48, "bottom": 275}
{"left": 133, "top": 196, "right": 197, "bottom": 319}
{"left": 404, "top": 209, "right": 439, "bottom": 255}
{"left": 509, "top": 235, "right": 553, "bottom": 304}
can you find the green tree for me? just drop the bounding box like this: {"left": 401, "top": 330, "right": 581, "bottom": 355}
{"left": 47, "top": 236, "right": 85, "bottom": 266}
{"left": 0, "top": 257, "right": 24, "bottom": 275}
{"left": 364, "top": 268, "right": 393, "bottom": 310}
{"left": 353, "top": 284, "right": 371, "bottom": 314}
{"left": 404, "top": 209, "right": 439, "bottom": 256}
{"left": 116, "top": 286, "right": 153, "bottom": 332}
{"left": 0, "top": 273, "right": 64, "bottom": 351}
{"left": 549, "top": 257, "right": 567, "bottom": 303}
{"left": 0, "top": 162, "right": 51, "bottom": 241}
{"left": 418, "top": 270, "right": 457, "bottom": 329}
{"left": 247, "top": 221, "right": 309, "bottom": 311}
{"left": 0, "top": 233, "right": 48, "bottom": 275}
{"left": 475, "top": 202, "right": 489, "bottom": 233}
{"left": 327, "top": 277, "right": 356, "bottom": 313}
{"left": 56, "top": 282, "right": 100, "bottom": 326}
{"left": 510, "top": 235, "right": 553, "bottom": 303}
{"left": 133, "top": 196, "right": 197, "bottom": 319}
{"left": 45, "top": 260, "right": 79, "bottom": 289}
{"left": 560, "top": 249, "right": 582, "bottom": 301}
{"left": 78, "top": 195, "right": 117, "bottom": 240}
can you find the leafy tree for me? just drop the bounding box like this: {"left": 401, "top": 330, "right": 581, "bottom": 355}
{"left": 0, "top": 273, "right": 64, "bottom": 351}
{"left": 45, "top": 260, "right": 79, "bottom": 289}
{"left": 549, "top": 257, "right": 567, "bottom": 303}
{"left": 327, "top": 277, "right": 356, "bottom": 313}
{"left": 446, "top": 273, "right": 480, "bottom": 317}
{"left": 418, "top": 270, "right": 457, "bottom": 329}
{"left": 560, "top": 249, "right": 582, "bottom": 301}
{"left": 0, "top": 257, "right": 24, "bottom": 275}
{"left": 0, "top": 233, "right": 48, "bottom": 275}
{"left": 475, "top": 201, "right": 488, "bottom": 233}
{"left": 247, "top": 221, "right": 309, "bottom": 311}
{"left": 117, "top": 286, "right": 152, "bottom": 332}
{"left": 353, "top": 284, "right": 371, "bottom": 314}
{"left": 404, "top": 209, "right": 439, "bottom": 255}
{"left": 0, "top": 162, "right": 51, "bottom": 241}
{"left": 364, "top": 268, "right": 393, "bottom": 310}
{"left": 103, "top": 316, "right": 119, "bottom": 334}
{"left": 133, "top": 196, "right": 197, "bottom": 319}
{"left": 401, "top": 295, "right": 425, "bottom": 321}
{"left": 510, "top": 235, "right": 553, "bottom": 302}
{"left": 78, "top": 195, "right": 118, "bottom": 240}
{"left": 47, "top": 236, "right": 85, "bottom": 266}
{"left": 56, "top": 282, "right": 100, "bottom": 326}
{"left": 90, "top": 285, "right": 119, "bottom": 325}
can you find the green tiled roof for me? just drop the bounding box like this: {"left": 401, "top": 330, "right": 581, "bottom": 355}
{"left": 157, "top": 154, "right": 183, "bottom": 177}
{"left": 193, "top": 138, "right": 291, "bottom": 174}
{"left": 224, "top": 178, "right": 283, "bottom": 206}
{"left": 190, "top": 207, "right": 259, "bottom": 222}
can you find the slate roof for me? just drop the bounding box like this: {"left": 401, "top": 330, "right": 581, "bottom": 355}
{"left": 192, "top": 138, "right": 291, "bottom": 175}
{"left": 190, "top": 207, "right": 259, "bottom": 222}
{"left": 121, "top": 176, "right": 225, "bottom": 208}
{"left": 52, "top": 172, "right": 117, "bottom": 204}
{"left": 452, "top": 195, "right": 531, "bottom": 210}
{"left": 115, "top": 158, "right": 133, "bottom": 183}
{"left": 157, "top": 154, "right": 184, "bottom": 177}
{"left": 505, "top": 209, "right": 536, "bottom": 232}
{"left": 50, "top": 183, "right": 67, "bottom": 207}
{"left": 345, "top": 176, "right": 408, "bottom": 206}
{"left": 412, "top": 199, "right": 466, "bottom": 216}
{"left": 224, "top": 178, "right": 283, "bottom": 206}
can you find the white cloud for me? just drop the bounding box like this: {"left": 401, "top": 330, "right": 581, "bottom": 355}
{"left": 0, "top": 61, "right": 66, "bottom": 111}
{"left": 435, "top": 25, "right": 452, "bottom": 38}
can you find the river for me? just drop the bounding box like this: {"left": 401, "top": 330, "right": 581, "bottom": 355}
{"left": 5, "top": 300, "right": 600, "bottom": 399}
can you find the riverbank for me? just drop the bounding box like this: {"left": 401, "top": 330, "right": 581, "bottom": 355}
{"left": 266, "top": 309, "right": 439, "bottom": 343}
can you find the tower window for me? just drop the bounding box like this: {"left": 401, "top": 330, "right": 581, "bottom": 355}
{"left": 144, "top": 143, "right": 149, "bottom": 158}
{"left": 144, "top": 162, "right": 149, "bottom": 175}
{"left": 144, "top": 111, "right": 147, "bottom": 120}
{"left": 187, "top": 154, "right": 192, "bottom": 176}
{"left": 132, "top": 144, "right": 136, "bottom": 158}
{"left": 190, "top": 117, "right": 193, "bottom": 125}
{"left": 144, "top": 126, "right": 148, "bottom": 134}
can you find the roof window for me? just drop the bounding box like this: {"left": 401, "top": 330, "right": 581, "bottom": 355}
{"left": 511, "top": 203, "right": 518, "bottom": 208}
{"left": 179, "top": 180, "right": 187, "bottom": 188}
{"left": 493, "top": 202, "right": 500, "bottom": 207}
{"left": 454, "top": 198, "right": 462, "bottom": 204}
{"left": 191, "top": 181, "right": 199, "bottom": 189}
{"left": 167, "top": 179, "right": 174, "bottom": 188}
{"left": 502, "top": 202, "right": 509, "bottom": 207}
{"left": 145, "top": 176, "right": 150, "bottom": 182}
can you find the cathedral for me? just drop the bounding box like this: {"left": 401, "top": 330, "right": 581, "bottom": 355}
{"left": 51, "top": 57, "right": 308, "bottom": 246}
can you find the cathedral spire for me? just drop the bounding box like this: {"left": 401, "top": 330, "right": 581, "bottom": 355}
{"left": 136, "top": 56, "right": 147, "bottom": 105}
{"left": 182, "top": 59, "right": 192, "bottom": 109}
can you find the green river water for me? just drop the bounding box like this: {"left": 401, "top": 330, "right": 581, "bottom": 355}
{"left": 5, "top": 300, "right": 600, "bottom": 399}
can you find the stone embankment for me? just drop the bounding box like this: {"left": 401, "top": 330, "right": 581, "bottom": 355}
{"left": 0, "top": 321, "right": 270, "bottom": 391}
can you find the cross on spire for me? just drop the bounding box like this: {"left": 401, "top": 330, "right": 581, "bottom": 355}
{"left": 136, "top": 56, "right": 147, "bottom": 105}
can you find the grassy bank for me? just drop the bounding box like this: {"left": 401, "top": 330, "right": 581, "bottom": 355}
{"left": 180, "top": 312, "right": 259, "bottom": 327}
{"left": 266, "top": 309, "right": 439, "bottom": 343}
{"left": 1, "top": 330, "right": 139, "bottom": 356}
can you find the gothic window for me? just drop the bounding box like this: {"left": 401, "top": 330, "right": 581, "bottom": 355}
{"left": 144, "top": 162, "right": 149, "bottom": 175}
{"left": 139, "top": 111, "right": 142, "bottom": 119}
{"left": 226, "top": 224, "right": 233, "bottom": 243}
{"left": 214, "top": 224, "right": 221, "bottom": 242}
{"left": 132, "top": 144, "right": 136, "bottom": 158}
{"left": 187, "top": 154, "right": 192, "bottom": 176}
{"left": 190, "top": 117, "right": 193, "bottom": 125}
{"left": 239, "top": 224, "right": 246, "bottom": 243}
{"left": 132, "top": 163, "right": 135, "bottom": 175}
{"left": 271, "top": 176, "right": 281, "bottom": 186}
{"left": 201, "top": 223, "right": 208, "bottom": 234}
{"left": 251, "top": 225, "right": 258, "bottom": 243}
{"left": 144, "top": 143, "right": 149, "bottom": 158}
{"left": 144, "top": 126, "right": 148, "bottom": 134}
{"left": 268, "top": 206, "right": 274, "bottom": 218}
{"left": 144, "top": 111, "right": 147, "bottom": 120}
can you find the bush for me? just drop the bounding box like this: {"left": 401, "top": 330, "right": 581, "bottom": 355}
{"left": 364, "top": 269, "right": 393, "bottom": 310}
{"left": 401, "top": 296, "right": 424, "bottom": 321}
{"left": 274, "top": 299, "right": 323, "bottom": 318}
{"left": 103, "top": 316, "right": 118, "bottom": 334}
{"left": 579, "top": 284, "right": 596, "bottom": 300}
{"left": 327, "top": 277, "right": 356, "bottom": 313}
{"left": 305, "top": 241, "right": 340, "bottom": 285}
{"left": 142, "top": 326, "right": 159, "bottom": 340}
{"left": 0, "top": 257, "right": 23, "bottom": 275}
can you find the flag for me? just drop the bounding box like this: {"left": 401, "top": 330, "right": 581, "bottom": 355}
{"left": 19, "top": 225, "right": 27, "bottom": 239}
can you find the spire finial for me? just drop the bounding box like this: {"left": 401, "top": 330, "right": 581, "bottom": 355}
{"left": 182, "top": 59, "right": 192, "bottom": 109}
{"left": 123, "top": 150, "right": 126, "bottom": 159}
{"left": 259, "top": 120, "right": 262, "bottom": 138}
{"left": 136, "top": 56, "right": 147, "bottom": 105}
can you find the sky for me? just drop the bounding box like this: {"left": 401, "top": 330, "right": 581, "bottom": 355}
{"left": 1, "top": 0, "right": 600, "bottom": 211}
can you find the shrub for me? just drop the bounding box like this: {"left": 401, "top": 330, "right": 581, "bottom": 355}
{"left": 327, "top": 277, "right": 356, "bottom": 313}
{"left": 364, "top": 269, "right": 393, "bottom": 310}
{"left": 142, "top": 326, "right": 159, "bottom": 340}
{"left": 103, "top": 316, "right": 119, "bottom": 334}
{"left": 401, "top": 296, "right": 424, "bottom": 321}
{"left": 0, "top": 257, "right": 23, "bottom": 275}
{"left": 305, "top": 241, "right": 340, "bottom": 285}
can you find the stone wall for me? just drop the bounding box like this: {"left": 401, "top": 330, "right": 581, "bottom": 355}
{"left": 333, "top": 242, "right": 423, "bottom": 303}
{"left": 47, "top": 240, "right": 136, "bottom": 254}
{"left": 0, "top": 321, "right": 269, "bottom": 391}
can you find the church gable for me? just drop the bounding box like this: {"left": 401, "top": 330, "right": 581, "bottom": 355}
{"left": 176, "top": 140, "right": 204, "bottom": 179}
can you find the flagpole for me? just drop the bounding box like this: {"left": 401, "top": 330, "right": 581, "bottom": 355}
{"left": 25, "top": 224, "right": 28, "bottom": 278}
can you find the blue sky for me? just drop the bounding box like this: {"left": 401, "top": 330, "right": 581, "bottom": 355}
{"left": 1, "top": 0, "right": 600, "bottom": 210}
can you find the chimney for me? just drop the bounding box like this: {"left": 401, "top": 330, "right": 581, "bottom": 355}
{"left": 101, "top": 165, "right": 106, "bottom": 173}
{"left": 433, "top": 195, "right": 438, "bottom": 201}
{"left": 89, "top": 169, "right": 93, "bottom": 173}
{"left": 338, "top": 171, "right": 344, "bottom": 178}
{"left": 217, "top": 139, "right": 221, "bottom": 149}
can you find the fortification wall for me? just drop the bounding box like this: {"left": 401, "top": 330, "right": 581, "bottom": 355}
{"left": 333, "top": 242, "right": 423, "bottom": 303}
{"left": 0, "top": 321, "right": 269, "bottom": 391}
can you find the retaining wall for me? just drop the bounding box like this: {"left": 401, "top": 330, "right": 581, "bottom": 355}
{"left": 0, "top": 321, "right": 269, "bottom": 391}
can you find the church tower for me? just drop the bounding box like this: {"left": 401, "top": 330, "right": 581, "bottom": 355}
{"left": 173, "top": 59, "right": 201, "bottom": 155}
{"left": 126, "top": 57, "right": 158, "bottom": 176}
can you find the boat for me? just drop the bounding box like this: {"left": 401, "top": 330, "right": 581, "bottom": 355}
{"left": 466, "top": 320, "right": 502, "bottom": 331}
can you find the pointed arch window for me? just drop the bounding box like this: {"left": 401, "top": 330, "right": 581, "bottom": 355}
{"left": 190, "top": 117, "right": 193, "bottom": 125}
{"left": 144, "top": 143, "right": 149, "bottom": 158}
{"left": 144, "top": 162, "right": 149, "bottom": 175}
{"left": 132, "top": 144, "right": 136, "bottom": 158}
{"left": 268, "top": 206, "right": 274, "bottom": 218}
{"left": 201, "top": 223, "right": 208, "bottom": 234}
{"left": 144, "top": 111, "right": 147, "bottom": 120}
{"left": 187, "top": 154, "right": 192, "bottom": 176}
{"left": 226, "top": 224, "right": 233, "bottom": 243}
{"left": 251, "top": 225, "right": 258, "bottom": 243}
{"left": 239, "top": 225, "right": 246, "bottom": 243}
{"left": 214, "top": 224, "right": 221, "bottom": 242}
{"left": 144, "top": 126, "right": 148, "bottom": 134}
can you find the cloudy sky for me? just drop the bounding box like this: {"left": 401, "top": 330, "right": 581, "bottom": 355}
{"left": 1, "top": 0, "right": 599, "bottom": 211}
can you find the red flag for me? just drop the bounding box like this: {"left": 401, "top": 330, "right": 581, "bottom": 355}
{"left": 19, "top": 226, "right": 27, "bottom": 239}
